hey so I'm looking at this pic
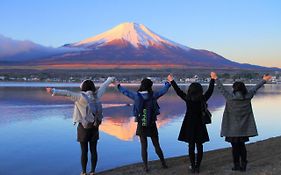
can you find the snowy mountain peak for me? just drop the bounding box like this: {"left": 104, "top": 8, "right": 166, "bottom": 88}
{"left": 71, "top": 22, "right": 190, "bottom": 50}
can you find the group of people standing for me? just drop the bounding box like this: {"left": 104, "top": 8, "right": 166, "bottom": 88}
{"left": 46, "top": 72, "right": 272, "bottom": 175}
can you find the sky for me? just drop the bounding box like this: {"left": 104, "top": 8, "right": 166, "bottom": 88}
{"left": 0, "top": 0, "right": 280, "bottom": 68}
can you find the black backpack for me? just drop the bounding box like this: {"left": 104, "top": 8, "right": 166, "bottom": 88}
{"left": 137, "top": 93, "right": 159, "bottom": 125}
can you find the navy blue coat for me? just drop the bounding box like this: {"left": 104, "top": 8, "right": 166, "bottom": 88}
{"left": 117, "top": 82, "right": 171, "bottom": 123}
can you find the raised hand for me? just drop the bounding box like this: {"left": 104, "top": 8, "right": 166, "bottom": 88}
{"left": 263, "top": 74, "right": 272, "bottom": 81}
{"left": 46, "top": 87, "right": 53, "bottom": 94}
{"left": 107, "top": 76, "right": 116, "bottom": 82}
{"left": 111, "top": 80, "right": 118, "bottom": 86}
{"left": 210, "top": 72, "right": 218, "bottom": 80}
{"left": 167, "top": 74, "right": 174, "bottom": 82}
{"left": 110, "top": 77, "right": 116, "bottom": 84}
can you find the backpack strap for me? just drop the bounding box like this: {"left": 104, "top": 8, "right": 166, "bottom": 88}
{"left": 81, "top": 92, "right": 89, "bottom": 102}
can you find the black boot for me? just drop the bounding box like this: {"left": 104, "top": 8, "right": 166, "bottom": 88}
{"left": 194, "top": 162, "right": 200, "bottom": 173}
{"left": 189, "top": 153, "right": 196, "bottom": 173}
{"left": 160, "top": 159, "right": 168, "bottom": 169}
{"left": 232, "top": 162, "right": 241, "bottom": 171}
{"left": 189, "top": 165, "right": 196, "bottom": 173}
{"left": 240, "top": 161, "right": 248, "bottom": 172}
{"left": 189, "top": 161, "right": 196, "bottom": 173}
{"left": 143, "top": 163, "right": 149, "bottom": 173}
{"left": 189, "top": 159, "right": 195, "bottom": 173}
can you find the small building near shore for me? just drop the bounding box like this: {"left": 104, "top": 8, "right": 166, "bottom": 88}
{"left": 0, "top": 76, "right": 5, "bottom": 80}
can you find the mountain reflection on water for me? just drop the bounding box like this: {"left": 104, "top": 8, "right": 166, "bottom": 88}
{"left": 0, "top": 84, "right": 280, "bottom": 175}
{"left": 0, "top": 85, "right": 226, "bottom": 139}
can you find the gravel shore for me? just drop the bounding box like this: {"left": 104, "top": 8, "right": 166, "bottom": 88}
{"left": 98, "top": 136, "right": 281, "bottom": 175}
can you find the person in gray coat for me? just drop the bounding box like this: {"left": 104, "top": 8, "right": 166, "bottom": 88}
{"left": 213, "top": 72, "right": 272, "bottom": 172}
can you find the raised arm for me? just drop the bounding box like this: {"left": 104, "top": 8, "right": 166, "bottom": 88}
{"left": 170, "top": 80, "right": 187, "bottom": 101}
{"left": 216, "top": 79, "right": 232, "bottom": 100}
{"left": 167, "top": 74, "right": 187, "bottom": 101}
{"left": 204, "top": 79, "right": 215, "bottom": 101}
{"left": 211, "top": 71, "right": 232, "bottom": 100}
{"left": 248, "top": 74, "right": 271, "bottom": 97}
{"left": 117, "top": 84, "right": 138, "bottom": 100}
{"left": 153, "top": 82, "right": 171, "bottom": 99}
{"left": 96, "top": 77, "right": 115, "bottom": 98}
{"left": 47, "top": 88, "right": 81, "bottom": 101}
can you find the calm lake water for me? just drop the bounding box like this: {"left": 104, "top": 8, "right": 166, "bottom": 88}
{"left": 0, "top": 82, "right": 280, "bottom": 175}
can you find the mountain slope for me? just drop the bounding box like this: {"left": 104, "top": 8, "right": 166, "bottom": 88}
{"left": 1, "top": 23, "right": 277, "bottom": 70}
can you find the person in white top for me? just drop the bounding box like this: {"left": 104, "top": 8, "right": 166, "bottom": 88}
{"left": 46, "top": 77, "right": 115, "bottom": 175}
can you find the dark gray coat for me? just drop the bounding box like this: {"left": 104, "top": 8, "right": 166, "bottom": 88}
{"left": 216, "top": 79, "right": 266, "bottom": 137}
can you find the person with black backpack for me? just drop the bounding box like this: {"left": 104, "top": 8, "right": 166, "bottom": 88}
{"left": 116, "top": 78, "right": 171, "bottom": 172}
{"left": 167, "top": 72, "right": 215, "bottom": 173}
{"left": 46, "top": 77, "right": 115, "bottom": 175}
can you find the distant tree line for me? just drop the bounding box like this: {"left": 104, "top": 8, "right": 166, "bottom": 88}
{"left": 0, "top": 68, "right": 278, "bottom": 82}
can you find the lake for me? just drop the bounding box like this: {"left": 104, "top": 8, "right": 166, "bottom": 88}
{"left": 0, "top": 82, "right": 280, "bottom": 175}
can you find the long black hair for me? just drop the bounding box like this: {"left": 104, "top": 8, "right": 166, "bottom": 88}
{"left": 233, "top": 81, "right": 248, "bottom": 96}
{"left": 187, "top": 82, "right": 204, "bottom": 101}
{"left": 80, "top": 80, "right": 96, "bottom": 94}
{"left": 138, "top": 78, "right": 153, "bottom": 94}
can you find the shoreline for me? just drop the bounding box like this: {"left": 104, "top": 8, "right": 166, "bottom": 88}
{"left": 98, "top": 136, "right": 281, "bottom": 175}
{"left": 0, "top": 81, "right": 278, "bottom": 87}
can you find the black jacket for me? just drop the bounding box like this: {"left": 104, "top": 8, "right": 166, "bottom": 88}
{"left": 171, "top": 79, "right": 215, "bottom": 143}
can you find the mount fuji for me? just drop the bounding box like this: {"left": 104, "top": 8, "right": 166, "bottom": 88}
{"left": 68, "top": 22, "right": 190, "bottom": 50}
{"left": 1, "top": 22, "right": 276, "bottom": 70}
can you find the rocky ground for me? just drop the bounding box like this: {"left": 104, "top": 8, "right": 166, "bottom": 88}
{"left": 98, "top": 136, "right": 281, "bottom": 175}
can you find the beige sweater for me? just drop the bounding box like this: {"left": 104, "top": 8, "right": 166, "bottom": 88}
{"left": 51, "top": 77, "right": 115, "bottom": 127}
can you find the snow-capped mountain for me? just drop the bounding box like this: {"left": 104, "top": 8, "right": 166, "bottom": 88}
{"left": 48, "top": 22, "right": 262, "bottom": 69}
{"left": 69, "top": 22, "right": 190, "bottom": 50}
{"left": 1, "top": 23, "right": 276, "bottom": 70}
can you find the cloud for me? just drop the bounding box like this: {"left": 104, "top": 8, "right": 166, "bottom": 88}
{"left": 0, "top": 34, "right": 80, "bottom": 61}
{"left": 0, "top": 34, "right": 44, "bottom": 58}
